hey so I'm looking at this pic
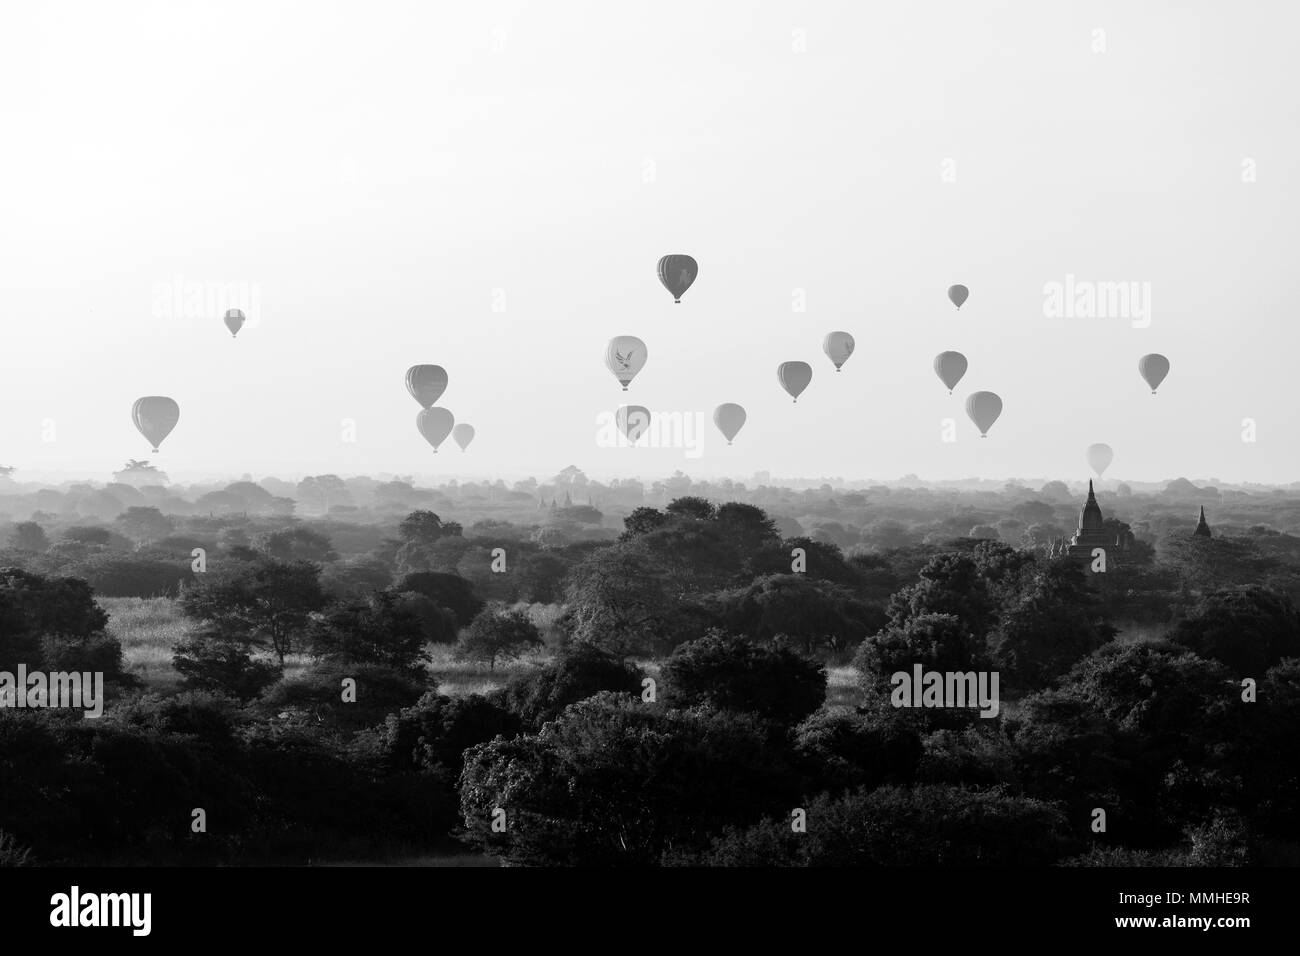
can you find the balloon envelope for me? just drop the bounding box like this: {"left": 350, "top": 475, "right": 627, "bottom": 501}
{"left": 223, "top": 309, "right": 245, "bottom": 337}
{"left": 452, "top": 423, "right": 475, "bottom": 451}
{"left": 416, "top": 407, "right": 454, "bottom": 451}
{"left": 777, "top": 361, "right": 812, "bottom": 402}
{"left": 605, "top": 336, "right": 647, "bottom": 390}
{"left": 657, "top": 254, "right": 698, "bottom": 302}
{"left": 964, "top": 390, "right": 1002, "bottom": 436}
{"left": 1138, "top": 354, "right": 1170, "bottom": 393}
{"left": 1087, "top": 443, "right": 1114, "bottom": 477}
{"left": 405, "top": 365, "right": 448, "bottom": 408}
{"left": 616, "top": 405, "right": 651, "bottom": 443}
{"left": 948, "top": 285, "right": 969, "bottom": 309}
{"left": 822, "top": 331, "right": 855, "bottom": 371}
{"left": 713, "top": 403, "right": 747, "bottom": 444}
{"left": 933, "top": 351, "right": 968, "bottom": 393}
{"left": 132, "top": 397, "right": 180, "bottom": 452}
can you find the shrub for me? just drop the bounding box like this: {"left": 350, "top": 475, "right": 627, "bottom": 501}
{"left": 491, "top": 643, "right": 644, "bottom": 730}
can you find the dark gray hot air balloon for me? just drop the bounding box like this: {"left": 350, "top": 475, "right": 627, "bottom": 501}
{"left": 406, "top": 365, "right": 448, "bottom": 408}
{"left": 1086, "top": 443, "right": 1114, "bottom": 477}
{"left": 713, "top": 403, "right": 746, "bottom": 444}
{"left": 1138, "top": 354, "right": 1170, "bottom": 394}
{"left": 616, "top": 405, "right": 651, "bottom": 444}
{"left": 948, "top": 284, "right": 969, "bottom": 309}
{"left": 964, "top": 390, "right": 1002, "bottom": 437}
{"left": 452, "top": 423, "right": 475, "bottom": 451}
{"left": 416, "top": 407, "right": 454, "bottom": 452}
{"left": 657, "top": 254, "right": 698, "bottom": 303}
{"left": 132, "top": 397, "right": 180, "bottom": 453}
{"left": 777, "top": 361, "right": 812, "bottom": 402}
{"left": 223, "top": 308, "right": 245, "bottom": 338}
{"left": 605, "top": 336, "right": 647, "bottom": 390}
{"left": 822, "top": 331, "right": 855, "bottom": 371}
{"left": 933, "top": 351, "right": 968, "bottom": 393}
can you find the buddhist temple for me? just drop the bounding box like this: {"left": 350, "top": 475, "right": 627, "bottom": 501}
{"left": 1047, "top": 480, "right": 1134, "bottom": 560}
{"left": 1193, "top": 506, "right": 1212, "bottom": 538}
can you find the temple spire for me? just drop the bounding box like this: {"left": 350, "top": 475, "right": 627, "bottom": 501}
{"left": 1193, "top": 506, "right": 1212, "bottom": 538}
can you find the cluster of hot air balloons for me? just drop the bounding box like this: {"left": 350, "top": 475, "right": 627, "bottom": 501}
{"left": 406, "top": 365, "right": 475, "bottom": 453}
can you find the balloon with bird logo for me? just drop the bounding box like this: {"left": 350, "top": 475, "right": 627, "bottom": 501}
{"left": 964, "top": 390, "right": 1002, "bottom": 437}
{"left": 605, "top": 336, "right": 647, "bottom": 390}
{"left": 657, "top": 255, "right": 698, "bottom": 303}
{"left": 713, "top": 403, "right": 747, "bottom": 444}
{"left": 933, "top": 351, "right": 968, "bottom": 393}
{"left": 948, "top": 285, "right": 969, "bottom": 309}
{"left": 616, "top": 405, "right": 651, "bottom": 444}
{"left": 132, "top": 397, "right": 180, "bottom": 453}
{"left": 405, "top": 365, "right": 448, "bottom": 408}
{"left": 1087, "top": 443, "right": 1114, "bottom": 477}
{"left": 777, "top": 361, "right": 812, "bottom": 402}
{"left": 223, "top": 309, "right": 245, "bottom": 338}
{"left": 416, "top": 407, "right": 454, "bottom": 452}
{"left": 822, "top": 332, "right": 855, "bottom": 371}
{"left": 452, "top": 423, "right": 475, "bottom": 451}
{"left": 1138, "top": 354, "right": 1170, "bottom": 394}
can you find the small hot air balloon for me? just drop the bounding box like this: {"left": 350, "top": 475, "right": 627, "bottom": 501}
{"left": 616, "top": 405, "right": 651, "bottom": 444}
{"left": 223, "top": 308, "right": 245, "bottom": 338}
{"left": 777, "top": 361, "right": 812, "bottom": 402}
{"left": 405, "top": 365, "right": 448, "bottom": 408}
{"left": 416, "top": 407, "right": 454, "bottom": 452}
{"left": 713, "top": 403, "right": 747, "bottom": 444}
{"left": 657, "top": 254, "right": 698, "bottom": 303}
{"left": 964, "top": 390, "right": 1002, "bottom": 437}
{"left": 605, "top": 336, "right": 647, "bottom": 390}
{"left": 948, "top": 285, "right": 969, "bottom": 309}
{"left": 132, "top": 397, "right": 180, "bottom": 453}
{"left": 822, "top": 332, "right": 855, "bottom": 371}
{"left": 1086, "top": 443, "right": 1114, "bottom": 477}
{"left": 1138, "top": 354, "right": 1170, "bottom": 394}
{"left": 452, "top": 423, "right": 475, "bottom": 451}
{"left": 933, "top": 351, "right": 968, "bottom": 393}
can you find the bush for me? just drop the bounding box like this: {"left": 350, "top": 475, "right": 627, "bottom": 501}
{"left": 660, "top": 630, "right": 826, "bottom": 727}
{"left": 258, "top": 662, "right": 429, "bottom": 730}
{"left": 1169, "top": 585, "right": 1300, "bottom": 675}
{"left": 173, "top": 632, "right": 282, "bottom": 701}
{"left": 491, "top": 643, "right": 644, "bottom": 730}
{"left": 454, "top": 606, "right": 543, "bottom": 670}
{"left": 673, "top": 785, "right": 1077, "bottom": 866}
{"left": 378, "top": 692, "right": 521, "bottom": 774}
{"left": 793, "top": 709, "right": 923, "bottom": 793}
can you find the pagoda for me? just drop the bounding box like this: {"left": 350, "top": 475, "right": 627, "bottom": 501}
{"left": 1193, "top": 506, "right": 1212, "bottom": 538}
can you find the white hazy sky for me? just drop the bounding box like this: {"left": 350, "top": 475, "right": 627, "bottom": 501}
{"left": 1, "top": 0, "right": 1298, "bottom": 485}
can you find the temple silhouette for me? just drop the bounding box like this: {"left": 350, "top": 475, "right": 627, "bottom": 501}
{"left": 1048, "top": 480, "right": 1135, "bottom": 560}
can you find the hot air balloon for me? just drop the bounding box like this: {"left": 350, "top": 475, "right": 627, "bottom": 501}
{"left": 405, "top": 365, "right": 448, "bottom": 408}
{"left": 933, "top": 351, "right": 968, "bottom": 393}
{"left": 948, "top": 285, "right": 969, "bottom": 309}
{"left": 452, "top": 423, "right": 475, "bottom": 451}
{"left": 1086, "top": 443, "right": 1114, "bottom": 477}
{"left": 822, "top": 332, "right": 855, "bottom": 371}
{"left": 605, "top": 336, "right": 647, "bottom": 390}
{"left": 657, "top": 254, "right": 698, "bottom": 303}
{"left": 1138, "top": 354, "right": 1170, "bottom": 394}
{"left": 223, "top": 308, "right": 245, "bottom": 338}
{"left": 616, "top": 405, "right": 651, "bottom": 444}
{"left": 713, "top": 403, "right": 747, "bottom": 444}
{"left": 777, "top": 361, "right": 812, "bottom": 402}
{"left": 964, "top": 390, "right": 1002, "bottom": 437}
{"left": 132, "top": 397, "right": 180, "bottom": 453}
{"left": 416, "top": 407, "right": 454, "bottom": 452}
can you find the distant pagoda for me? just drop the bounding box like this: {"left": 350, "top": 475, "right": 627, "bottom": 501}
{"left": 1193, "top": 506, "right": 1212, "bottom": 538}
{"left": 1048, "top": 480, "right": 1134, "bottom": 560}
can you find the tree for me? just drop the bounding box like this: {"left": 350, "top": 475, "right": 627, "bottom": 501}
{"left": 665, "top": 496, "right": 717, "bottom": 522}
{"left": 308, "top": 591, "right": 431, "bottom": 672}
{"left": 399, "top": 510, "right": 449, "bottom": 547}
{"left": 180, "top": 559, "right": 327, "bottom": 665}
{"left": 490, "top": 644, "right": 643, "bottom": 730}
{"left": 114, "top": 506, "right": 174, "bottom": 545}
{"left": 172, "top": 631, "right": 282, "bottom": 700}
{"left": 454, "top": 607, "right": 543, "bottom": 670}
{"left": 9, "top": 522, "right": 48, "bottom": 553}
{"left": 709, "top": 574, "right": 885, "bottom": 654}
{"left": 1169, "top": 585, "right": 1300, "bottom": 675}
{"left": 564, "top": 548, "right": 671, "bottom": 657}
{"left": 392, "top": 571, "right": 484, "bottom": 627}
{"left": 661, "top": 630, "right": 826, "bottom": 726}
{"left": 257, "top": 526, "right": 338, "bottom": 564}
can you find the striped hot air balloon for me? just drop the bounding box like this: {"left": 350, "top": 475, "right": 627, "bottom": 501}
{"left": 657, "top": 254, "right": 698, "bottom": 303}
